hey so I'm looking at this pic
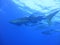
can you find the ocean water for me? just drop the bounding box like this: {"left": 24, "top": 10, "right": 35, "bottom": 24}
{"left": 0, "top": 0, "right": 60, "bottom": 45}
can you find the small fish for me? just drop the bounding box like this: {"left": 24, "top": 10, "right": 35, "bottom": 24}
{"left": 41, "top": 30, "right": 52, "bottom": 35}
{"left": 41, "top": 29, "right": 60, "bottom": 35}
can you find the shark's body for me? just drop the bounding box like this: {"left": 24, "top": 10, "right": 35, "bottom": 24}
{"left": 9, "top": 9, "right": 60, "bottom": 35}
{"left": 10, "top": 15, "right": 44, "bottom": 26}
{"left": 9, "top": 9, "right": 60, "bottom": 26}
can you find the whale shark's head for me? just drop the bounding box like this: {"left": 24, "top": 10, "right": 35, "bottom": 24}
{"left": 9, "top": 19, "right": 23, "bottom": 25}
{"left": 9, "top": 16, "right": 32, "bottom": 26}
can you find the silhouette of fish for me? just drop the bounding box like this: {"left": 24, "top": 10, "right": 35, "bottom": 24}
{"left": 41, "top": 30, "right": 53, "bottom": 35}
{"left": 9, "top": 15, "right": 44, "bottom": 26}
{"left": 9, "top": 8, "right": 60, "bottom": 26}
{"left": 41, "top": 29, "right": 60, "bottom": 35}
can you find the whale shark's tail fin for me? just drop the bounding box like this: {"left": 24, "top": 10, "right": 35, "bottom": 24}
{"left": 45, "top": 8, "right": 60, "bottom": 25}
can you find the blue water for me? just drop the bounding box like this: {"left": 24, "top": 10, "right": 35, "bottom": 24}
{"left": 0, "top": 0, "right": 60, "bottom": 45}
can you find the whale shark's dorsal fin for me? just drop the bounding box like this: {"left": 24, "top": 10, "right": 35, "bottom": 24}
{"left": 45, "top": 8, "right": 60, "bottom": 25}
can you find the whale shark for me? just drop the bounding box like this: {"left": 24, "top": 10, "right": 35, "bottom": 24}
{"left": 9, "top": 15, "right": 45, "bottom": 26}
{"left": 9, "top": 8, "right": 60, "bottom": 26}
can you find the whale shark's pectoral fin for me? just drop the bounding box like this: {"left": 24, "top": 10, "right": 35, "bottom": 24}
{"left": 45, "top": 8, "right": 60, "bottom": 25}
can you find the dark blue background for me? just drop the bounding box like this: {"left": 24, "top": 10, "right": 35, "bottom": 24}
{"left": 0, "top": 0, "right": 60, "bottom": 45}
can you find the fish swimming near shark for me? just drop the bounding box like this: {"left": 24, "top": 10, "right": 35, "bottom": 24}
{"left": 41, "top": 29, "right": 60, "bottom": 35}
{"left": 9, "top": 8, "right": 60, "bottom": 26}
